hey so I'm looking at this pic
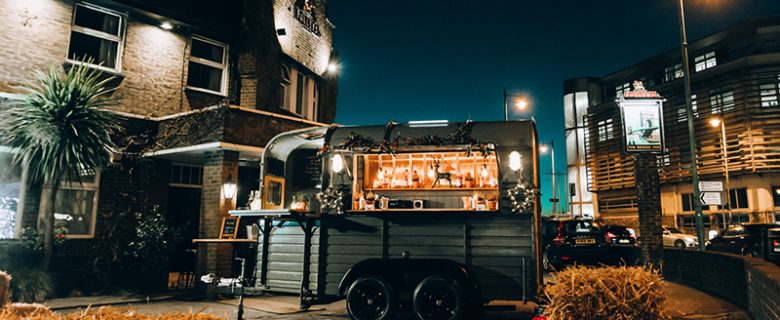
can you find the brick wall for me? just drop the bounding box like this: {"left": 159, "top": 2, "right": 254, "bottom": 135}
{"left": 197, "top": 150, "right": 239, "bottom": 278}
{"left": 664, "top": 249, "right": 780, "bottom": 317}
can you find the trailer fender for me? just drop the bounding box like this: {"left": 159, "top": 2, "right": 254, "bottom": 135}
{"left": 337, "top": 258, "right": 480, "bottom": 299}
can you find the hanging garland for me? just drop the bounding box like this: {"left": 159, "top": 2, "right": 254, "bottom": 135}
{"left": 316, "top": 186, "right": 345, "bottom": 214}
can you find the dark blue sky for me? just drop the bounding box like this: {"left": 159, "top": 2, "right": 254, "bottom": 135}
{"left": 328, "top": 0, "right": 780, "bottom": 213}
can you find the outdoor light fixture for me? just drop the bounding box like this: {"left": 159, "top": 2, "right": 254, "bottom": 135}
{"left": 160, "top": 21, "right": 173, "bottom": 30}
{"left": 539, "top": 144, "right": 549, "bottom": 154}
{"left": 223, "top": 173, "right": 237, "bottom": 200}
{"left": 276, "top": 28, "right": 287, "bottom": 36}
{"left": 508, "top": 151, "right": 522, "bottom": 172}
{"left": 331, "top": 154, "right": 345, "bottom": 173}
{"left": 515, "top": 99, "right": 528, "bottom": 111}
{"left": 327, "top": 62, "right": 339, "bottom": 73}
{"left": 709, "top": 118, "right": 721, "bottom": 128}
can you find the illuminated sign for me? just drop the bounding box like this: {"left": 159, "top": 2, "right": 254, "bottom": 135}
{"left": 617, "top": 81, "right": 666, "bottom": 153}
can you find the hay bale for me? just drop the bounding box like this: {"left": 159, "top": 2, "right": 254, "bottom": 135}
{"left": 0, "top": 271, "right": 10, "bottom": 307}
{"left": 0, "top": 305, "right": 225, "bottom": 319}
{"left": 542, "top": 265, "right": 669, "bottom": 320}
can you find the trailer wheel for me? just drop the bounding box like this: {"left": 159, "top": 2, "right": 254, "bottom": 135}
{"left": 412, "top": 275, "right": 465, "bottom": 320}
{"left": 346, "top": 276, "right": 397, "bottom": 320}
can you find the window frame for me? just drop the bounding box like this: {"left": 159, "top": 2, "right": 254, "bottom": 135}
{"left": 66, "top": 3, "right": 126, "bottom": 73}
{"left": 759, "top": 75, "right": 780, "bottom": 108}
{"left": 664, "top": 63, "right": 684, "bottom": 82}
{"left": 597, "top": 118, "right": 614, "bottom": 142}
{"left": 38, "top": 172, "right": 101, "bottom": 239}
{"left": 186, "top": 35, "right": 229, "bottom": 96}
{"left": 694, "top": 51, "right": 717, "bottom": 72}
{"left": 709, "top": 89, "right": 735, "bottom": 114}
{"left": 0, "top": 148, "right": 27, "bottom": 240}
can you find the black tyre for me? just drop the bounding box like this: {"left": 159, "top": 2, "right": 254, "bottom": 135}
{"left": 413, "top": 275, "right": 465, "bottom": 320}
{"left": 346, "top": 276, "right": 398, "bottom": 320}
{"left": 674, "top": 240, "right": 686, "bottom": 249}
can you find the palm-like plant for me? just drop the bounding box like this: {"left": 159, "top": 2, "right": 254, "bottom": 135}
{"left": 0, "top": 60, "right": 121, "bottom": 270}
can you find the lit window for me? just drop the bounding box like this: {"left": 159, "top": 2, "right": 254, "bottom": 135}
{"left": 0, "top": 151, "right": 23, "bottom": 239}
{"left": 615, "top": 82, "right": 631, "bottom": 98}
{"left": 659, "top": 154, "right": 671, "bottom": 167}
{"left": 694, "top": 51, "right": 717, "bottom": 72}
{"left": 597, "top": 118, "right": 614, "bottom": 142}
{"left": 759, "top": 75, "right": 780, "bottom": 107}
{"left": 39, "top": 173, "right": 100, "bottom": 238}
{"left": 709, "top": 89, "right": 735, "bottom": 114}
{"left": 677, "top": 95, "right": 698, "bottom": 123}
{"left": 187, "top": 36, "right": 228, "bottom": 95}
{"left": 664, "top": 63, "right": 684, "bottom": 82}
{"left": 67, "top": 4, "right": 124, "bottom": 71}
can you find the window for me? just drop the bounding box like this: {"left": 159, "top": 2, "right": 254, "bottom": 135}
{"left": 665, "top": 63, "right": 684, "bottom": 82}
{"left": 279, "top": 64, "right": 319, "bottom": 121}
{"left": 39, "top": 173, "right": 100, "bottom": 238}
{"left": 681, "top": 193, "right": 710, "bottom": 212}
{"left": 597, "top": 119, "right": 614, "bottom": 142}
{"left": 170, "top": 164, "right": 203, "bottom": 186}
{"left": 727, "top": 188, "right": 749, "bottom": 209}
{"left": 67, "top": 4, "right": 124, "bottom": 71}
{"left": 659, "top": 154, "right": 671, "bottom": 167}
{"left": 615, "top": 82, "right": 631, "bottom": 98}
{"left": 677, "top": 215, "right": 711, "bottom": 230}
{"left": 187, "top": 36, "right": 228, "bottom": 95}
{"left": 709, "top": 89, "right": 735, "bottom": 114}
{"left": 0, "top": 151, "right": 24, "bottom": 239}
{"left": 279, "top": 64, "right": 292, "bottom": 110}
{"left": 677, "top": 94, "right": 699, "bottom": 123}
{"left": 694, "top": 51, "right": 716, "bottom": 72}
{"left": 759, "top": 75, "right": 780, "bottom": 107}
{"left": 772, "top": 186, "right": 780, "bottom": 207}
{"left": 729, "top": 213, "right": 750, "bottom": 224}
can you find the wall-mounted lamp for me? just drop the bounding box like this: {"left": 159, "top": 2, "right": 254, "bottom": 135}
{"left": 223, "top": 173, "right": 237, "bottom": 200}
{"left": 508, "top": 151, "right": 522, "bottom": 172}
{"left": 327, "top": 62, "right": 339, "bottom": 73}
{"left": 160, "top": 21, "right": 174, "bottom": 30}
{"left": 276, "top": 28, "right": 287, "bottom": 36}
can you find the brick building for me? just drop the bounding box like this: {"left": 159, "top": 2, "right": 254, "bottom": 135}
{"left": 564, "top": 17, "right": 780, "bottom": 233}
{"left": 0, "top": 0, "right": 337, "bottom": 290}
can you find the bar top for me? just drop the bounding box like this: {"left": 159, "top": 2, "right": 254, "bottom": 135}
{"left": 192, "top": 238, "right": 257, "bottom": 244}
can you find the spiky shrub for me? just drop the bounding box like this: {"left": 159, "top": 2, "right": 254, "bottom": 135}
{"left": 0, "top": 60, "right": 120, "bottom": 270}
{"left": 542, "top": 265, "right": 669, "bottom": 320}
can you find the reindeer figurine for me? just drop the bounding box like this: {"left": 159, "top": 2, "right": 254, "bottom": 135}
{"left": 430, "top": 158, "right": 453, "bottom": 188}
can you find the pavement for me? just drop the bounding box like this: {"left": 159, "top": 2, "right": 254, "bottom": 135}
{"left": 50, "top": 281, "right": 750, "bottom": 320}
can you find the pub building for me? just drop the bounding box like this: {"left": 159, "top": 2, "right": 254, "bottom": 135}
{"left": 564, "top": 16, "right": 780, "bottom": 233}
{"left": 0, "top": 0, "right": 337, "bottom": 291}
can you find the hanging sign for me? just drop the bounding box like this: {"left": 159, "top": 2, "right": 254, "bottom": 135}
{"left": 617, "top": 81, "right": 666, "bottom": 153}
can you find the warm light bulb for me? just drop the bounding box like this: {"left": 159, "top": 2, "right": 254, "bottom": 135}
{"left": 428, "top": 166, "right": 436, "bottom": 179}
{"left": 481, "top": 165, "right": 489, "bottom": 178}
{"left": 508, "top": 151, "right": 522, "bottom": 171}
{"left": 331, "top": 154, "right": 344, "bottom": 173}
{"left": 515, "top": 99, "right": 528, "bottom": 111}
{"left": 539, "top": 144, "right": 549, "bottom": 154}
{"left": 378, "top": 168, "right": 385, "bottom": 180}
{"left": 709, "top": 118, "right": 721, "bottom": 128}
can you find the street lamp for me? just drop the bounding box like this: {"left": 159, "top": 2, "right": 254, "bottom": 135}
{"left": 503, "top": 89, "right": 530, "bottom": 121}
{"left": 540, "top": 141, "right": 557, "bottom": 214}
{"left": 676, "top": 0, "right": 706, "bottom": 251}
{"left": 709, "top": 117, "right": 732, "bottom": 227}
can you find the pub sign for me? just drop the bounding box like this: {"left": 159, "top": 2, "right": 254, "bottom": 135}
{"left": 617, "top": 80, "right": 666, "bottom": 153}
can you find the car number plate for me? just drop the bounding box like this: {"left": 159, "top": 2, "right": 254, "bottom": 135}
{"left": 619, "top": 239, "right": 630, "bottom": 244}
{"left": 575, "top": 238, "right": 596, "bottom": 244}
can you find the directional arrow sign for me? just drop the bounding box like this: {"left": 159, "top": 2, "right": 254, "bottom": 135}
{"left": 699, "top": 192, "right": 722, "bottom": 206}
{"left": 699, "top": 181, "right": 724, "bottom": 192}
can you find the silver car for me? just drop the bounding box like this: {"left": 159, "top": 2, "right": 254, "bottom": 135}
{"left": 662, "top": 226, "right": 699, "bottom": 249}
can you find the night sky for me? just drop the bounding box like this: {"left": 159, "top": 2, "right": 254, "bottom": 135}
{"left": 328, "top": 0, "right": 780, "bottom": 213}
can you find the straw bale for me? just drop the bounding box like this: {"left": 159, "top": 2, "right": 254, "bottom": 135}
{"left": 542, "top": 265, "right": 669, "bottom": 320}
{"left": 0, "top": 306, "right": 225, "bottom": 320}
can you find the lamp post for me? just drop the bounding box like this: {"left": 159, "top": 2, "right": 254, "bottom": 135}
{"left": 709, "top": 117, "right": 732, "bottom": 227}
{"left": 503, "top": 89, "right": 529, "bottom": 121}
{"left": 540, "top": 141, "right": 557, "bottom": 214}
{"left": 676, "top": 0, "right": 706, "bottom": 251}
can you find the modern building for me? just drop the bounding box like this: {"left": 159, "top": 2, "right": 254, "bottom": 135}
{"left": 0, "top": 0, "right": 337, "bottom": 290}
{"left": 565, "top": 17, "right": 780, "bottom": 233}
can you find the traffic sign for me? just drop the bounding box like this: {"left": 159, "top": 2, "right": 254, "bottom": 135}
{"left": 699, "top": 192, "right": 722, "bottom": 206}
{"left": 699, "top": 181, "right": 724, "bottom": 192}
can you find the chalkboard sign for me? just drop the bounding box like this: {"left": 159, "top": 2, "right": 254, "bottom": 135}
{"left": 291, "top": 149, "right": 322, "bottom": 189}
{"left": 219, "top": 216, "right": 240, "bottom": 239}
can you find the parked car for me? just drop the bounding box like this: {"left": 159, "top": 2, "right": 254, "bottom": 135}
{"left": 707, "top": 223, "right": 779, "bottom": 256}
{"left": 602, "top": 224, "right": 637, "bottom": 247}
{"left": 541, "top": 217, "right": 608, "bottom": 271}
{"left": 662, "top": 226, "right": 698, "bottom": 249}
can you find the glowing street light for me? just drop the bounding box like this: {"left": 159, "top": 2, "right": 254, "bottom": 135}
{"left": 710, "top": 116, "right": 732, "bottom": 225}
{"left": 540, "top": 140, "right": 558, "bottom": 213}
{"left": 503, "top": 90, "right": 531, "bottom": 121}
